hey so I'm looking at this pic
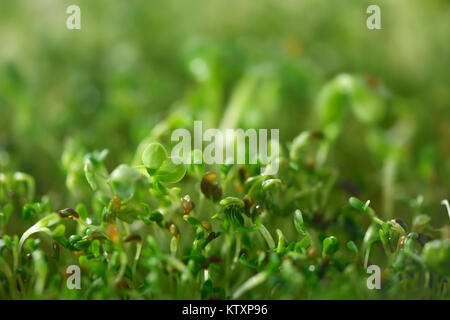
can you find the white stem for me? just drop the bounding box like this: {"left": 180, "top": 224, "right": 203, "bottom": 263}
{"left": 232, "top": 272, "right": 268, "bottom": 299}
{"left": 132, "top": 241, "right": 142, "bottom": 276}
{"left": 441, "top": 199, "right": 450, "bottom": 221}
{"left": 259, "top": 224, "right": 275, "bottom": 249}
{"left": 19, "top": 226, "right": 49, "bottom": 252}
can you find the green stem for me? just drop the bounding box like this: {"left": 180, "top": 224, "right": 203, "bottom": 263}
{"left": 219, "top": 77, "right": 256, "bottom": 130}
{"left": 259, "top": 224, "right": 275, "bottom": 249}
{"left": 382, "top": 156, "right": 396, "bottom": 219}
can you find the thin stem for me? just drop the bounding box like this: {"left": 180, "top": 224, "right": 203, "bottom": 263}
{"left": 232, "top": 272, "right": 268, "bottom": 299}
{"left": 219, "top": 77, "right": 256, "bottom": 130}
{"left": 132, "top": 241, "right": 143, "bottom": 277}
{"left": 441, "top": 199, "right": 450, "bottom": 221}
{"left": 382, "top": 156, "right": 396, "bottom": 219}
{"left": 258, "top": 224, "right": 275, "bottom": 249}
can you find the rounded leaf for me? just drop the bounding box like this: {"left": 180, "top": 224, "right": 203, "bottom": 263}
{"left": 154, "top": 157, "right": 186, "bottom": 183}
{"left": 349, "top": 78, "right": 385, "bottom": 125}
{"left": 422, "top": 240, "right": 450, "bottom": 277}
{"left": 110, "top": 164, "right": 141, "bottom": 200}
{"left": 142, "top": 143, "right": 168, "bottom": 174}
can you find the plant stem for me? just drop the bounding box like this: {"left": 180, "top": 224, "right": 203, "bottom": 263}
{"left": 232, "top": 271, "right": 268, "bottom": 299}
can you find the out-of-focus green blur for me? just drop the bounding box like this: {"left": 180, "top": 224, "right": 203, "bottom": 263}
{"left": 0, "top": 0, "right": 449, "bottom": 221}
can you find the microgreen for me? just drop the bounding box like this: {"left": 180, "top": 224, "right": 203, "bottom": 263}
{"left": 1, "top": 71, "right": 449, "bottom": 300}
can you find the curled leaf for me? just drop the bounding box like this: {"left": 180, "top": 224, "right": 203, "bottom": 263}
{"left": 154, "top": 157, "right": 186, "bottom": 183}
{"left": 219, "top": 197, "right": 244, "bottom": 208}
{"left": 262, "top": 178, "right": 281, "bottom": 192}
{"left": 293, "top": 209, "right": 306, "bottom": 236}
{"left": 322, "top": 236, "right": 339, "bottom": 257}
{"left": 349, "top": 197, "right": 369, "bottom": 212}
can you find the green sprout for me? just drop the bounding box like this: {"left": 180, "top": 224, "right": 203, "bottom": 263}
{"left": 1, "top": 51, "right": 449, "bottom": 300}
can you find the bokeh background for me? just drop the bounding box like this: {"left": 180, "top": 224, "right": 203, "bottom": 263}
{"left": 1, "top": 0, "right": 449, "bottom": 224}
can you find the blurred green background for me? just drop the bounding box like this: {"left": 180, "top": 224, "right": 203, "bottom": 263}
{"left": 0, "top": 0, "right": 449, "bottom": 222}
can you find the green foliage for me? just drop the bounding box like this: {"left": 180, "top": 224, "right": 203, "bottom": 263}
{"left": 322, "top": 236, "right": 340, "bottom": 257}
{"left": 1, "top": 125, "right": 448, "bottom": 299}
{"left": 422, "top": 240, "right": 450, "bottom": 277}
{"left": 0, "top": 1, "right": 449, "bottom": 300}
{"left": 142, "top": 143, "right": 168, "bottom": 175}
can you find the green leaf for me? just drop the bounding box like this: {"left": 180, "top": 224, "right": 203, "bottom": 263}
{"left": 276, "top": 229, "right": 285, "bottom": 254}
{"left": 74, "top": 239, "right": 91, "bottom": 250}
{"left": 148, "top": 210, "right": 164, "bottom": 223}
{"left": 422, "top": 240, "right": 450, "bottom": 277}
{"left": 349, "top": 197, "right": 368, "bottom": 211}
{"left": 76, "top": 203, "right": 88, "bottom": 221}
{"left": 38, "top": 213, "right": 61, "bottom": 228}
{"left": 289, "top": 131, "right": 311, "bottom": 161}
{"left": 412, "top": 214, "right": 431, "bottom": 231}
{"left": 51, "top": 225, "right": 66, "bottom": 238}
{"left": 378, "top": 229, "right": 389, "bottom": 253}
{"left": 259, "top": 224, "right": 275, "bottom": 249}
{"left": 316, "top": 75, "right": 351, "bottom": 140}
{"left": 297, "top": 235, "right": 311, "bottom": 251}
{"left": 228, "top": 210, "right": 244, "bottom": 227}
{"left": 262, "top": 179, "right": 281, "bottom": 192}
{"left": 346, "top": 241, "right": 358, "bottom": 254}
{"left": 0, "top": 204, "right": 13, "bottom": 225}
{"left": 68, "top": 234, "right": 82, "bottom": 245}
{"left": 142, "top": 143, "right": 168, "bottom": 175}
{"left": 220, "top": 197, "right": 244, "bottom": 208}
{"left": 110, "top": 164, "right": 141, "bottom": 200}
{"left": 117, "top": 208, "right": 139, "bottom": 224}
{"left": 91, "top": 240, "right": 100, "bottom": 257}
{"left": 79, "top": 255, "right": 88, "bottom": 266}
{"left": 322, "top": 236, "right": 339, "bottom": 257}
{"left": 170, "top": 236, "right": 179, "bottom": 255}
{"left": 84, "top": 158, "right": 98, "bottom": 191}
{"left": 2, "top": 235, "right": 12, "bottom": 248}
{"left": 293, "top": 209, "right": 306, "bottom": 236}
{"left": 349, "top": 77, "right": 385, "bottom": 125}
{"left": 183, "top": 215, "right": 201, "bottom": 227}
{"left": 22, "top": 203, "right": 37, "bottom": 220}
{"left": 24, "top": 238, "right": 40, "bottom": 252}
{"left": 19, "top": 213, "right": 61, "bottom": 251}
{"left": 154, "top": 157, "right": 186, "bottom": 183}
{"left": 316, "top": 79, "right": 347, "bottom": 126}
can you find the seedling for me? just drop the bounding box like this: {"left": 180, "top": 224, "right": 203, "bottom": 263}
{"left": 0, "top": 73, "right": 449, "bottom": 300}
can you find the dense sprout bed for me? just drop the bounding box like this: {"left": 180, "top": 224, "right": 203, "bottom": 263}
{"left": 1, "top": 1, "right": 450, "bottom": 300}
{"left": 1, "top": 74, "right": 449, "bottom": 299}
